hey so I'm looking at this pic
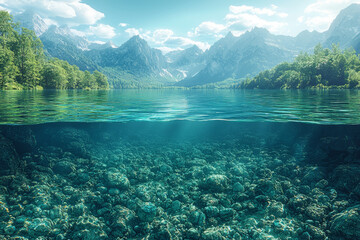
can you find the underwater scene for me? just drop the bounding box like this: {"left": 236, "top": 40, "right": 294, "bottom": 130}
{"left": 1, "top": 89, "right": 360, "bottom": 240}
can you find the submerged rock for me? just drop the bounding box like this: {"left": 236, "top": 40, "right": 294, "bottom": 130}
{"left": 137, "top": 202, "right": 157, "bottom": 222}
{"left": 72, "top": 215, "right": 107, "bottom": 239}
{"left": 53, "top": 161, "right": 75, "bottom": 175}
{"left": 105, "top": 171, "right": 130, "bottom": 190}
{"left": 330, "top": 205, "right": 360, "bottom": 239}
{"left": 0, "top": 135, "right": 21, "bottom": 176}
{"left": 202, "top": 174, "right": 229, "bottom": 192}
{"left": 330, "top": 164, "right": 360, "bottom": 193}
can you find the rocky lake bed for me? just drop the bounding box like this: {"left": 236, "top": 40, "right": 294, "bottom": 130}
{"left": 0, "top": 122, "right": 360, "bottom": 240}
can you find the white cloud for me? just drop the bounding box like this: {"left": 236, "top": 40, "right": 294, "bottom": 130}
{"left": 301, "top": 0, "right": 360, "bottom": 32}
{"left": 164, "top": 36, "right": 210, "bottom": 51}
{"left": 119, "top": 23, "right": 128, "bottom": 27}
{"left": 226, "top": 13, "right": 287, "bottom": 34}
{"left": 0, "top": 0, "right": 104, "bottom": 26}
{"left": 190, "top": 21, "right": 226, "bottom": 37}
{"left": 229, "top": 4, "right": 288, "bottom": 18}
{"left": 90, "top": 40, "right": 106, "bottom": 44}
{"left": 156, "top": 46, "right": 183, "bottom": 54}
{"left": 152, "top": 29, "right": 174, "bottom": 43}
{"left": 70, "top": 28, "right": 87, "bottom": 37}
{"left": 89, "top": 24, "right": 116, "bottom": 39}
{"left": 125, "top": 28, "right": 140, "bottom": 37}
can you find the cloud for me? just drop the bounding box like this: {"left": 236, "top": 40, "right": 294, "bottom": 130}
{"left": 156, "top": 46, "right": 183, "bottom": 54}
{"left": 225, "top": 5, "right": 289, "bottom": 34}
{"left": 0, "top": 0, "right": 104, "bottom": 26}
{"left": 152, "top": 29, "right": 174, "bottom": 43}
{"left": 89, "top": 24, "right": 116, "bottom": 39}
{"left": 123, "top": 27, "right": 210, "bottom": 53}
{"left": 189, "top": 21, "right": 226, "bottom": 37}
{"left": 301, "top": 0, "right": 360, "bottom": 32}
{"left": 229, "top": 4, "right": 288, "bottom": 18}
{"left": 119, "top": 23, "right": 128, "bottom": 27}
{"left": 164, "top": 36, "right": 210, "bottom": 51}
{"left": 125, "top": 28, "right": 140, "bottom": 37}
{"left": 226, "top": 13, "right": 287, "bottom": 34}
{"left": 187, "top": 4, "right": 289, "bottom": 41}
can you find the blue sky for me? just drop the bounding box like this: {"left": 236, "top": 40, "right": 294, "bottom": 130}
{"left": 1, "top": 0, "right": 360, "bottom": 53}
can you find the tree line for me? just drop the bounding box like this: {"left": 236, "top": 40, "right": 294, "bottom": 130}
{"left": 0, "top": 11, "right": 109, "bottom": 90}
{"left": 237, "top": 44, "right": 360, "bottom": 89}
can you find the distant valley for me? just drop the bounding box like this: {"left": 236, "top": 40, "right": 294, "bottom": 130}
{"left": 15, "top": 3, "right": 360, "bottom": 88}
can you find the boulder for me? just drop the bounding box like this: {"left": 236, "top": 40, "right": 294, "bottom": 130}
{"left": 0, "top": 135, "right": 22, "bottom": 176}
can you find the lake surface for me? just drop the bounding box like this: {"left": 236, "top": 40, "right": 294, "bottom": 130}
{"left": 0, "top": 89, "right": 360, "bottom": 124}
{"left": 1, "top": 89, "right": 360, "bottom": 239}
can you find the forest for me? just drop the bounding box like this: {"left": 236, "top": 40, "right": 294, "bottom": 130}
{"left": 0, "top": 11, "right": 109, "bottom": 90}
{"left": 238, "top": 44, "right": 360, "bottom": 89}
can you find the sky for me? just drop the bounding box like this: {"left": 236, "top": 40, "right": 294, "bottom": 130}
{"left": 1, "top": 0, "right": 360, "bottom": 53}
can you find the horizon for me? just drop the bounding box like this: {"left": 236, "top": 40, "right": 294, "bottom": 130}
{"left": 1, "top": 0, "right": 360, "bottom": 54}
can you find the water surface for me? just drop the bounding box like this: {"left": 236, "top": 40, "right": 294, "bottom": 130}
{"left": 1, "top": 89, "right": 359, "bottom": 124}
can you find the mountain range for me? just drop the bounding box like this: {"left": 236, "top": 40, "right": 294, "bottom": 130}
{"left": 14, "top": 3, "right": 360, "bottom": 88}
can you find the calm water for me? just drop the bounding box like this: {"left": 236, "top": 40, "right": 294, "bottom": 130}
{"left": 0, "top": 89, "right": 360, "bottom": 124}
{"left": 1, "top": 89, "right": 360, "bottom": 239}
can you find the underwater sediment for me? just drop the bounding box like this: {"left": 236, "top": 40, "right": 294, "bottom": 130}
{"left": 0, "top": 121, "right": 360, "bottom": 240}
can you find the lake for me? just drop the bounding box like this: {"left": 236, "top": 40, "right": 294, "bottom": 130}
{"left": 0, "top": 89, "right": 359, "bottom": 239}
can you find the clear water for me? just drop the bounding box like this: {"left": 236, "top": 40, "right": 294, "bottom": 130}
{"left": 1, "top": 89, "right": 359, "bottom": 239}
{"left": 1, "top": 89, "right": 360, "bottom": 124}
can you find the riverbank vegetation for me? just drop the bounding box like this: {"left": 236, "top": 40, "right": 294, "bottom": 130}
{"left": 237, "top": 45, "right": 360, "bottom": 89}
{"left": 0, "top": 11, "right": 109, "bottom": 90}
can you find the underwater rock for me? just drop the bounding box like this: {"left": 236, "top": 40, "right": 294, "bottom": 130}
{"left": 53, "top": 128, "right": 90, "bottom": 157}
{"left": 303, "top": 167, "right": 325, "bottom": 185}
{"left": 0, "top": 135, "right": 21, "bottom": 176}
{"left": 72, "top": 215, "right": 107, "bottom": 239}
{"left": 267, "top": 201, "right": 285, "bottom": 217}
{"left": 255, "top": 179, "right": 283, "bottom": 198}
{"left": 0, "top": 126, "right": 36, "bottom": 153}
{"left": 109, "top": 205, "right": 136, "bottom": 238}
{"left": 330, "top": 204, "right": 360, "bottom": 239}
{"left": 137, "top": 202, "right": 157, "bottom": 222}
{"left": 105, "top": 170, "right": 130, "bottom": 190}
{"left": 202, "top": 174, "right": 229, "bottom": 192}
{"left": 330, "top": 164, "right": 360, "bottom": 193}
{"left": 306, "top": 224, "right": 326, "bottom": 240}
{"left": 28, "top": 218, "right": 54, "bottom": 238}
{"left": 53, "top": 161, "right": 75, "bottom": 175}
{"left": 186, "top": 228, "right": 200, "bottom": 239}
{"left": 204, "top": 206, "right": 219, "bottom": 218}
{"left": 233, "top": 182, "right": 245, "bottom": 193}
{"left": 189, "top": 210, "right": 206, "bottom": 226}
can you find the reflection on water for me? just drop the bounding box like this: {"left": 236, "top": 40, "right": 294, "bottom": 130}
{"left": 0, "top": 89, "right": 360, "bottom": 124}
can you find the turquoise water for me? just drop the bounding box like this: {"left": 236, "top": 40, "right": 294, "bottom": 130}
{"left": 0, "top": 89, "right": 360, "bottom": 124}
{"left": 0, "top": 89, "right": 360, "bottom": 239}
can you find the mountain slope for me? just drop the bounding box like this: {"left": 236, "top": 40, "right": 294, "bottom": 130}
{"left": 176, "top": 28, "right": 295, "bottom": 87}
{"left": 166, "top": 45, "right": 205, "bottom": 80}
{"left": 40, "top": 25, "right": 98, "bottom": 71}
{"left": 14, "top": 10, "right": 48, "bottom": 36}
{"left": 324, "top": 3, "right": 360, "bottom": 48}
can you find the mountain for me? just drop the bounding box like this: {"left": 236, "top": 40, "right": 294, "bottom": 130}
{"left": 86, "top": 36, "right": 167, "bottom": 75}
{"left": 324, "top": 3, "right": 360, "bottom": 48}
{"left": 85, "top": 36, "right": 175, "bottom": 85}
{"left": 166, "top": 45, "right": 206, "bottom": 80}
{"left": 13, "top": 3, "right": 360, "bottom": 88}
{"left": 176, "top": 28, "right": 295, "bottom": 87}
{"left": 40, "top": 25, "right": 97, "bottom": 71}
{"left": 14, "top": 10, "right": 48, "bottom": 36}
{"left": 294, "top": 30, "right": 325, "bottom": 51}
{"left": 89, "top": 41, "right": 118, "bottom": 50}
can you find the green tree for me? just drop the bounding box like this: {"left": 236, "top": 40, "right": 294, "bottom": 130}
{"left": 41, "top": 63, "right": 67, "bottom": 89}
{"left": 93, "top": 70, "right": 109, "bottom": 89}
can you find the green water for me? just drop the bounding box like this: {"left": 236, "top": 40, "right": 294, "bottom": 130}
{"left": 1, "top": 89, "right": 360, "bottom": 124}
{"left": 0, "top": 89, "right": 359, "bottom": 239}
